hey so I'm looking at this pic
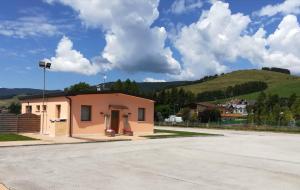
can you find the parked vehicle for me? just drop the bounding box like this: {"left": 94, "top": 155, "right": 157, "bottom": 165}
{"left": 165, "top": 115, "right": 183, "bottom": 123}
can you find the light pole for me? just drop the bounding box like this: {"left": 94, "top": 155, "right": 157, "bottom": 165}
{"left": 278, "top": 112, "right": 284, "bottom": 127}
{"left": 39, "top": 61, "right": 51, "bottom": 134}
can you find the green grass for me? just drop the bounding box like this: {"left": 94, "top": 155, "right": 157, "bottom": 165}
{"left": 158, "top": 124, "right": 300, "bottom": 134}
{"left": 0, "top": 134, "right": 38, "bottom": 141}
{"left": 0, "top": 96, "right": 19, "bottom": 107}
{"left": 142, "top": 129, "right": 219, "bottom": 139}
{"left": 177, "top": 70, "right": 300, "bottom": 101}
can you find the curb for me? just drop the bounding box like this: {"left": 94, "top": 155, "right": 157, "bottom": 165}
{"left": 0, "top": 139, "right": 132, "bottom": 148}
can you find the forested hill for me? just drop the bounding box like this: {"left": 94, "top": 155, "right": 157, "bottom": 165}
{"left": 102, "top": 81, "right": 191, "bottom": 94}
{"left": 0, "top": 88, "right": 60, "bottom": 99}
{"left": 2, "top": 69, "right": 300, "bottom": 101}
{"left": 172, "top": 69, "right": 300, "bottom": 100}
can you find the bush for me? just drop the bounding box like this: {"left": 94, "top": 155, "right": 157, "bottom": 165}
{"left": 199, "top": 109, "right": 221, "bottom": 123}
{"left": 8, "top": 102, "right": 21, "bottom": 114}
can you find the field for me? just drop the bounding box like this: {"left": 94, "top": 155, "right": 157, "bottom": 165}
{"left": 177, "top": 69, "right": 300, "bottom": 100}
{"left": 0, "top": 96, "right": 19, "bottom": 107}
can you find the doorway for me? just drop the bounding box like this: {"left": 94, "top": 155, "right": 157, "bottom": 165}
{"left": 110, "top": 110, "right": 120, "bottom": 134}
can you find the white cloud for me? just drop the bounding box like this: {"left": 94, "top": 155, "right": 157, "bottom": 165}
{"left": 257, "top": 0, "right": 300, "bottom": 17}
{"left": 172, "top": 1, "right": 300, "bottom": 80}
{"left": 44, "top": 0, "right": 300, "bottom": 79}
{"left": 47, "top": 36, "right": 109, "bottom": 75}
{"left": 171, "top": 0, "right": 204, "bottom": 14}
{"left": 46, "top": 0, "right": 181, "bottom": 75}
{"left": 262, "top": 15, "right": 300, "bottom": 73}
{"left": 0, "top": 16, "right": 60, "bottom": 38}
{"left": 173, "top": 1, "right": 250, "bottom": 79}
{"left": 143, "top": 77, "right": 166, "bottom": 82}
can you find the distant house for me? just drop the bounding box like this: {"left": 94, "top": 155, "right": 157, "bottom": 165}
{"left": 219, "top": 99, "right": 255, "bottom": 118}
{"left": 20, "top": 91, "right": 154, "bottom": 137}
{"left": 187, "top": 102, "right": 219, "bottom": 116}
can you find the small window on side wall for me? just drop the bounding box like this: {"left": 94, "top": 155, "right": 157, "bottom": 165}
{"left": 56, "top": 105, "right": 61, "bottom": 118}
{"left": 81, "top": 105, "right": 92, "bottom": 121}
{"left": 138, "top": 108, "right": 145, "bottom": 121}
{"left": 36, "top": 105, "right": 40, "bottom": 112}
{"left": 43, "top": 105, "right": 47, "bottom": 112}
{"left": 26, "top": 106, "right": 32, "bottom": 113}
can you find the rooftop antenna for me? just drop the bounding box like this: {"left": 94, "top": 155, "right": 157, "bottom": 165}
{"left": 97, "top": 73, "right": 107, "bottom": 92}
{"left": 103, "top": 74, "right": 107, "bottom": 90}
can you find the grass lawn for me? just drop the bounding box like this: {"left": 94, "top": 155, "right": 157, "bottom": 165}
{"left": 158, "top": 124, "right": 300, "bottom": 134}
{"left": 0, "top": 134, "right": 38, "bottom": 141}
{"left": 142, "top": 129, "right": 219, "bottom": 139}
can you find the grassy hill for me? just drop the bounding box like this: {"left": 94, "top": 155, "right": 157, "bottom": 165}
{"left": 0, "top": 96, "right": 19, "bottom": 108}
{"left": 176, "top": 69, "right": 300, "bottom": 100}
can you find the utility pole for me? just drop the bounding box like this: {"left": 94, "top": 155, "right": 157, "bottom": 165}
{"left": 39, "top": 61, "right": 51, "bottom": 134}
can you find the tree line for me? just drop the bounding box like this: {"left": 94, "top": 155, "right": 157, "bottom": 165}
{"left": 262, "top": 67, "right": 290, "bottom": 75}
{"left": 247, "top": 92, "right": 300, "bottom": 126}
{"left": 196, "top": 81, "right": 267, "bottom": 102}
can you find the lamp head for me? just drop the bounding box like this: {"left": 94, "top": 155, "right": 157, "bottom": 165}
{"left": 39, "top": 61, "right": 51, "bottom": 69}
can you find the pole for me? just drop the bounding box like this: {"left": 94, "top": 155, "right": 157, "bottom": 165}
{"left": 41, "top": 67, "right": 45, "bottom": 134}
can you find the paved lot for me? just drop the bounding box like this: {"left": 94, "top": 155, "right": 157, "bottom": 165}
{"left": 0, "top": 127, "right": 300, "bottom": 190}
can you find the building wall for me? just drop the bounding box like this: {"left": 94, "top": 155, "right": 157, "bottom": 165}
{"left": 70, "top": 93, "right": 154, "bottom": 135}
{"left": 21, "top": 93, "right": 154, "bottom": 136}
{"left": 21, "top": 97, "right": 70, "bottom": 137}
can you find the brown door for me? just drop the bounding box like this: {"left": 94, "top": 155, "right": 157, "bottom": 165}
{"left": 111, "top": 110, "right": 120, "bottom": 134}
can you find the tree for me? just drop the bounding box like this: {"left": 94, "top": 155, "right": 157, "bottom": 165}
{"left": 291, "top": 98, "right": 300, "bottom": 117}
{"left": 65, "top": 82, "right": 91, "bottom": 93}
{"left": 249, "top": 92, "right": 298, "bottom": 126}
{"left": 288, "top": 93, "right": 297, "bottom": 108}
{"left": 8, "top": 102, "right": 21, "bottom": 114}
{"left": 155, "top": 105, "right": 171, "bottom": 119}
{"left": 112, "top": 79, "right": 123, "bottom": 91}
{"left": 199, "top": 109, "right": 221, "bottom": 123}
{"left": 179, "top": 107, "right": 192, "bottom": 121}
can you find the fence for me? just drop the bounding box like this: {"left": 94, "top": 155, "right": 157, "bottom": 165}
{"left": 0, "top": 113, "right": 40, "bottom": 133}
{"left": 155, "top": 121, "right": 300, "bottom": 133}
{"left": 0, "top": 113, "right": 18, "bottom": 133}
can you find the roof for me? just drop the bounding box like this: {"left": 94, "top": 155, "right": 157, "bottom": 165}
{"left": 19, "top": 90, "right": 154, "bottom": 102}
{"left": 196, "top": 102, "right": 217, "bottom": 108}
{"left": 221, "top": 113, "right": 245, "bottom": 118}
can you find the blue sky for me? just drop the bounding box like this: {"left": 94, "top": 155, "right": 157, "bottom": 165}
{"left": 0, "top": 0, "right": 299, "bottom": 90}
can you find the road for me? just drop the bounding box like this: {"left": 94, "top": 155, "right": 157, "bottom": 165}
{"left": 0, "top": 126, "right": 300, "bottom": 190}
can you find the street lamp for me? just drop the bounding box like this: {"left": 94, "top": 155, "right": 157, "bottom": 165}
{"left": 39, "top": 61, "right": 51, "bottom": 134}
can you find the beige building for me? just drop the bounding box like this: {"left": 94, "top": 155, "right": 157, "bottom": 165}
{"left": 20, "top": 91, "right": 154, "bottom": 137}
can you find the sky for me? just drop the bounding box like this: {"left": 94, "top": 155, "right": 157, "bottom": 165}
{"left": 1, "top": 0, "right": 300, "bottom": 90}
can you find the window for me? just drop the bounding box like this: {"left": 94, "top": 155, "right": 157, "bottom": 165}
{"left": 138, "top": 108, "right": 145, "bottom": 121}
{"left": 81, "top": 105, "right": 92, "bottom": 121}
{"left": 56, "top": 105, "right": 61, "bottom": 118}
{"left": 36, "top": 105, "right": 40, "bottom": 112}
{"left": 43, "top": 105, "right": 47, "bottom": 112}
{"left": 26, "top": 106, "right": 32, "bottom": 113}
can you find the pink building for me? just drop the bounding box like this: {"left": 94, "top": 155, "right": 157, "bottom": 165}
{"left": 20, "top": 92, "right": 154, "bottom": 137}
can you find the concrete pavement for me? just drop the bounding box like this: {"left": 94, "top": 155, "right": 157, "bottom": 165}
{"left": 0, "top": 126, "right": 300, "bottom": 190}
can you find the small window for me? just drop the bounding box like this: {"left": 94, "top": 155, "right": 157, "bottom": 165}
{"left": 56, "top": 105, "right": 61, "bottom": 118}
{"left": 36, "top": 105, "right": 40, "bottom": 112}
{"left": 81, "top": 105, "right": 92, "bottom": 121}
{"left": 26, "top": 106, "right": 32, "bottom": 113}
{"left": 43, "top": 105, "right": 47, "bottom": 112}
{"left": 138, "top": 108, "right": 145, "bottom": 121}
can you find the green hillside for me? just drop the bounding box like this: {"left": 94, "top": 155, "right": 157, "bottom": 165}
{"left": 177, "top": 69, "right": 300, "bottom": 100}
{"left": 0, "top": 96, "right": 19, "bottom": 108}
